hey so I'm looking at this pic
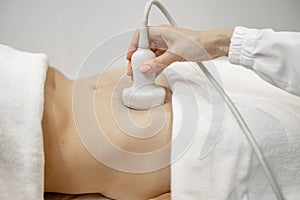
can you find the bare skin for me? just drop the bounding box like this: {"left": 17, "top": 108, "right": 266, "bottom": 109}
{"left": 42, "top": 67, "right": 172, "bottom": 200}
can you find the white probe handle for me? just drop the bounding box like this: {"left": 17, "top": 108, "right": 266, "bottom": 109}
{"left": 131, "top": 48, "right": 156, "bottom": 88}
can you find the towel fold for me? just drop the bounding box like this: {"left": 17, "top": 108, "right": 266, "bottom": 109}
{"left": 0, "top": 44, "right": 48, "bottom": 200}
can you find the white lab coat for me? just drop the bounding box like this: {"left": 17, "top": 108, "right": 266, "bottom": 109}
{"left": 228, "top": 26, "right": 300, "bottom": 96}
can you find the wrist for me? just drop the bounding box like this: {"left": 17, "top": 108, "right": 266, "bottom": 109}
{"left": 199, "top": 29, "right": 233, "bottom": 60}
{"left": 214, "top": 29, "right": 233, "bottom": 57}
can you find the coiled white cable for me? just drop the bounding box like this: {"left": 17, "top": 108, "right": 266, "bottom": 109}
{"left": 141, "top": 0, "right": 285, "bottom": 199}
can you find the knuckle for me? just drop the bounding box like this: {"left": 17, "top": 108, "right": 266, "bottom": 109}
{"left": 153, "top": 58, "right": 160, "bottom": 70}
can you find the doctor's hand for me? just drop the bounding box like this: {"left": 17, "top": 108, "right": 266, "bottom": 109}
{"left": 126, "top": 24, "right": 233, "bottom": 78}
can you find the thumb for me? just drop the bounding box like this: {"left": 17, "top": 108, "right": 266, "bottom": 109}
{"left": 140, "top": 51, "right": 183, "bottom": 74}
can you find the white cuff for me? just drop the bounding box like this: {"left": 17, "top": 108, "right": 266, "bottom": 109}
{"left": 228, "top": 26, "right": 259, "bottom": 69}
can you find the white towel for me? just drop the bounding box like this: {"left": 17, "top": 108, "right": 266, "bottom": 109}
{"left": 0, "top": 44, "right": 48, "bottom": 200}
{"left": 164, "top": 61, "right": 300, "bottom": 200}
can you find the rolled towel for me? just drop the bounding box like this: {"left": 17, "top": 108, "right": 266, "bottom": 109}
{"left": 0, "top": 44, "right": 48, "bottom": 200}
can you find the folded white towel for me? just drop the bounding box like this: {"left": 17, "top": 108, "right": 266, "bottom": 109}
{"left": 0, "top": 44, "right": 48, "bottom": 200}
{"left": 164, "top": 61, "right": 300, "bottom": 200}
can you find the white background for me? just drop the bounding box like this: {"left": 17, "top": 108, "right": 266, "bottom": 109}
{"left": 1, "top": 0, "right": 300, "bottom": 78}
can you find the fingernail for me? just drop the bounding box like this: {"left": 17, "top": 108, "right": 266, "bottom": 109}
{"left": 140, "top": 65, "right": 150, "bottom": 73}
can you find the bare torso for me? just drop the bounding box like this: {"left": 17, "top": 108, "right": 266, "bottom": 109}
{"left": 42, "top": 67, "right": 172, "bottom": 200}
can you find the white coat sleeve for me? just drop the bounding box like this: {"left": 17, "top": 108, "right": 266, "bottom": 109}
{"left": 228, "top": 26, "right": 300, "bottom": 96}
